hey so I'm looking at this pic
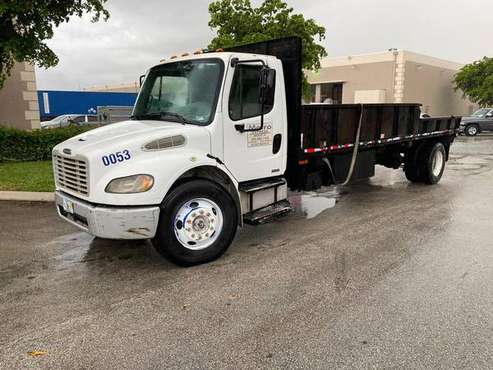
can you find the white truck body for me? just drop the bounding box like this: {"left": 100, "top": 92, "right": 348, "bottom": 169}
{"left": 53, "top": 37, "right": 456, "bottom": 266}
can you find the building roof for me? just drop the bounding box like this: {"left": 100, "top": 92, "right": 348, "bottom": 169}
{"left": 320, "top": 50, "right": 464, "bottom": 71}
{"left": 83, "top": 82, "right": 139, "bottom": 93}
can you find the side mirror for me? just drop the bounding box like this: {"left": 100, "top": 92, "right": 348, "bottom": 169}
{"left": 256, "top": 67, "right": 276, "bottom": 131}
{"left": 259, "top": 68, "right": 276, "bottom": 105}
{"left": 139, "top": 74, "right": 146, "bottom": 87}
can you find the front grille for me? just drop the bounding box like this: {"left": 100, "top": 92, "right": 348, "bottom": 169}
{"left": 53, "top": 153, "right": 89, "bottom": 196}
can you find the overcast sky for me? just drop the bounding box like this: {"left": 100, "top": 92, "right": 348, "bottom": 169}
{"left": 36, "top": 0, "right": 493, "bottom": 90}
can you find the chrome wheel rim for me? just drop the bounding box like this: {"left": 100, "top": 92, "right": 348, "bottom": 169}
{"left": 174, "top": 198, "right": 223, "bottom": 251}
{"left": 432, "top": 150, "right": 444, "bottom": 177}
{"left": 468, "top": 126, "right": 478, "bottom": 135}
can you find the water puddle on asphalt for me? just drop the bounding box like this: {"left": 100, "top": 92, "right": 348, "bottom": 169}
{"left": 447, "top": 154, "right": 493, "bottom": 175}
{"left": 289, "top": 186, "right": 341, "bottom": 219}
{"left": 52, "top": 233, "right": 92, "bottom": 269}
{"left": 51, "top": 232, "right": 155, "bottom": 274}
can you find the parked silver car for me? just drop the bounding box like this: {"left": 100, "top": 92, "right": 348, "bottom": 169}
{"left": 459, "top": 108, "right": 493, "bottom": 136}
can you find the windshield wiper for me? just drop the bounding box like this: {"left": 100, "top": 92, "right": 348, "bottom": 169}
{"left": 160, "top": 112, "right": 190, "bottom": 125}
{"left": 131, "top": 112, "right": 190, "bottom": 125}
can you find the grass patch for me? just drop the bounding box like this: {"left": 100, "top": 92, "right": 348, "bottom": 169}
{"left": 0, "top": 161, "right": 54, "bottom": 192}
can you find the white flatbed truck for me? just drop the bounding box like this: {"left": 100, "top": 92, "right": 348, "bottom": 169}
{"left": 53, "top": 38, "right": 460, "bottom": 266}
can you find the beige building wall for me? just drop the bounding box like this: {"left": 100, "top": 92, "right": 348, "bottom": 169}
{"left": 308, "top": 61, "right": 396, "bottom": 103}
{"left": 307, "top": 50, "right": 476, "bottom": 117}
{"left": 0, "top": 62, "right": 40, "bottom": 130}
{"left": 401, "top": 54, "right": 475, "bottom": 116}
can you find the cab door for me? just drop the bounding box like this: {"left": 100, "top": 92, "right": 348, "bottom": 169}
{"left": 222, "top": 56, "right": 285, "bottom": 182}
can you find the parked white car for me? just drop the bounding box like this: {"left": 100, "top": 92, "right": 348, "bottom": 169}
{"left": 41, "top": 114, "right": 98, "bottom": 129}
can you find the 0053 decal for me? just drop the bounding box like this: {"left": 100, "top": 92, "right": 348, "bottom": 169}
{"left": 102, "top": 150, "right": 131, "bottom": 166}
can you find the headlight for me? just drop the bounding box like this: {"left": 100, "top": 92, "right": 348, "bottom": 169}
{"left": 105, "top": 174, "right": 154, "bottom": 194}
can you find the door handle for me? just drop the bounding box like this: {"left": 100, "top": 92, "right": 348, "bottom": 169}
{"left": 235, "top": 124, "right": 246, "bottom": 133}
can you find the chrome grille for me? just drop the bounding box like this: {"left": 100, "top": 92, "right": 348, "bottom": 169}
{"left": 53, "top": 153, "right": 89, "bottom": 196}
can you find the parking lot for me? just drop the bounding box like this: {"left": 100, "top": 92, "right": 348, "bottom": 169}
{"left": 1, "top": 135, "right": 493, "bottom": 369}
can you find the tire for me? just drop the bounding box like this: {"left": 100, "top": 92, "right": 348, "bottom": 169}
{"left": 152, "top": 180, "right": 238, "bottom": 267}
{"left": 465, "top": 124, "right": 479, "bottom": 136}
{"left": 404, "top": 144, "right": 425, "bottom": 182}
{"left": 418, "top": 142, "right": 446, "bottom": 185}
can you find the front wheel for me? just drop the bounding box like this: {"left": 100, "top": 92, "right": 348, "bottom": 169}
{"left": 152, "top": 180, "right": 238, "bottom": 266}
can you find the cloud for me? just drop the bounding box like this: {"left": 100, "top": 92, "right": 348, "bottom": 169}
{"left": 36, "top": 0, "right": 493, "bottom": 90}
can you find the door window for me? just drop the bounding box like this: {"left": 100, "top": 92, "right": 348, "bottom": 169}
{"left": 229, "top": 65, "right": 275, "bottom": 121}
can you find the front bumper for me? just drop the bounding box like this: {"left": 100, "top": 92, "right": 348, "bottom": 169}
{"left": 55, "top": 191, "right": 160, "bottom": 240}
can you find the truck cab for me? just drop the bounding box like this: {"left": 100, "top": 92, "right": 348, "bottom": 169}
{"left": 53, "top": 50, "right": 290, "bottom": 266}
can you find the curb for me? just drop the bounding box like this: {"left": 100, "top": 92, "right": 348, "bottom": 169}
{"left": 0, "top": 191, "right": 54, "bottom": 202}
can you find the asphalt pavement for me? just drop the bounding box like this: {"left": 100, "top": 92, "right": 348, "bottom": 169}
{"left": 1, "top": 136, "right": 493, "bottom": 369}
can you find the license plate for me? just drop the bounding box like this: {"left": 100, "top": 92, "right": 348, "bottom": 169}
{"left": 62, "top": 199, "right": 74, "bottom": 214}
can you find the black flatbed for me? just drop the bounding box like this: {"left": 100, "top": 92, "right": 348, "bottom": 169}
{"left": 300, "top": 103, "right": 460, "bottom": 156}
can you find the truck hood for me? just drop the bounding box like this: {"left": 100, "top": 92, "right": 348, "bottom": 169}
{"left": 52, "top": 119, "right": 214, "bottom": 205}
{"left": 56, "top": 120, "right": 211, "bottom": 153}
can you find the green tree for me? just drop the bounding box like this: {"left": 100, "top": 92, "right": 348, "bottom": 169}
{"left": 454, "top": 57, "right": 493, "bottom": 106}
{"left": 0, "top": 1, "right": 109, "bottom": 89}
{"left": 208, "top": 0, "right": 327, "bottom": 99}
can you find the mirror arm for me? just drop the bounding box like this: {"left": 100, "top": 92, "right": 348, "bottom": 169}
{"left": 260, "top": 94, "right": 265, "bottom": 131}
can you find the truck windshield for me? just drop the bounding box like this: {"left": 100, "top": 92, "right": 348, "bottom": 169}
{"left": 133, "top": 59, "right": 224, "bottom": 126}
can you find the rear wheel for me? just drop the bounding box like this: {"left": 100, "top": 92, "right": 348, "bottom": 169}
{"left": 152, "top": 180, "right": 238, "bottom": 266}
{"left": 419, "top": 142, "right": 446, "bottom": 184}
{"left": 404, "top": 144, "right": 424, "bottom": 182}
{"left": 465, "top": 124, "right": 479, "bottom": 136}
{"left": 405, "top": 142, "right": 446, "bottom": 184}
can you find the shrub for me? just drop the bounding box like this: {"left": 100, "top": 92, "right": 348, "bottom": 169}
{"left": 0, "top": 126, "right": 92, "bottom": 162}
